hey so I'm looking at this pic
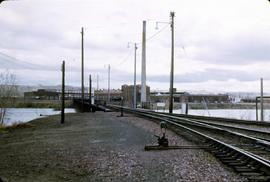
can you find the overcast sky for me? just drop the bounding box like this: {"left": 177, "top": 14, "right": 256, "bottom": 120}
{"left": 1, "top": 0, "right": 270, "bottom": 93}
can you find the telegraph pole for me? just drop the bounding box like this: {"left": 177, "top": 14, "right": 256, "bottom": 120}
{"left": 61, "top": 61, "right": 65, "bottom": 124}
{"left": 81, "top": 27, "right": 85, "bottom": 112}
{"left": 108, "top": 64, "right": 111, "bottom": 103}
{"left": 169, "top": 11, "right": 175, "bottom": 114}
{"left": 97, "top": 74, "right": 99, "bottom": 90}
{"left": 89, "top": 74, "right": 92, "bottom": 104}
{"left": 133, "top": 43, "right": 138, "bottom": 108}
{"left": 96, "top": 74, "right": 99, "bottom": 101}
{"left": 261, "top": 78, "right": 264, "bottom": 121}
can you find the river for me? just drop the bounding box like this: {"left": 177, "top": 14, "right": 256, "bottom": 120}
{"left": 3, "top": 108, "right": 270, "bottom": 126}
{"left": 2, "top": 108, "right": 76, "bottom": 126}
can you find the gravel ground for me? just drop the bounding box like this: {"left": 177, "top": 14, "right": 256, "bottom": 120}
{"left": 0, "top": 112, "right": 247, "bottom": 181}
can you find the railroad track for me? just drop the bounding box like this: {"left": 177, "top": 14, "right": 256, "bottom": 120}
{"left": 167, "top": 112, "right": 270, "bottom": 138}
{"left": 108, "top": 105, "right": 270, "bottom": 181}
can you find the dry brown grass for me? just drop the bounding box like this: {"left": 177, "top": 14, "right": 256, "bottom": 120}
{"left": 0, "top": 122, "right": 34, "bottom": 132}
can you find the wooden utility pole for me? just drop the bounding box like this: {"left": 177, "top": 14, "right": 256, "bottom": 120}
{"left": 133, "top": 43, "right": 138, "bottom": 108}
{"left": 61, "top": 61, "right": 65, "bottom": 124}
{"left": 97, "top": 74, "right": 99, "bottom": 90}
{"left": 81, "top": 27, "right": 84, "bottom": 112}
{"left": 169, "top": 11, "right": 175, "bottom": 114}
{"left": 261, "top": 78, "right": 264, "bottom": 121}
{"left": 96, "top": 74, "right": 99, "bottom": 101}
{"left": 256, "top": 97, "right": 258, "bottom": 121}
{"left": 89, "top": 74, "right": 92, "bottom": 112}
{"left": 108, "top": 64, "right": 111, "bottom": 103}
{"left": 89, "top": 74, "right": 92, "bottom": 104}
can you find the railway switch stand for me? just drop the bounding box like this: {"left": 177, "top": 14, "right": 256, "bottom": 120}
{"left": 155, "top": 133, "right": 169, "bottom": 147}
{"left": 145, "top": 121, "right": 172, "bottom": 150}
{"left": 117, "top": 97, "right": 124, "bottom": 117}
{"left": 156, "top": 121, "right": 169, "bottom": 147}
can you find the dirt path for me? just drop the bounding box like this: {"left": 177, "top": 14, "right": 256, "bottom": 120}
{"left": 0, "top": 112, "right": 246, "bottom": 182}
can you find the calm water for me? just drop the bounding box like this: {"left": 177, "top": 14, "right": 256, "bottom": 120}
{"left": 3, "top": 108, "right": 76, "bottom": 126}
{"left": 157, "top": 109, "right": 270, "bottom": 121}
{"left": 4, "top": 108, "right": 269, "bottom": 126}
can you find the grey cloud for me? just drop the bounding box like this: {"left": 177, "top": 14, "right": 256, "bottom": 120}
{"left": 0, "top": 52, "right": 107, "bottom": 73}
{"left": 178, "top": 32, "right": 270, "bottom": 65}
{"left": 0, "top": 52, "right": 54, "bottom": 70}
{"left": 147, "top": 68, "right": 265, "bottom": 83}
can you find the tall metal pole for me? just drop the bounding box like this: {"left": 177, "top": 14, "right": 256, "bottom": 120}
{"left": 108, "top": 64, "right": 111, "bottom": 103}
{"left": 169, "top": 12, "right": 175, "bottom": 114}
{"left": 61, "top": 61, "right": 65, "bottom": 124}
{"left": 261, "top": 78, "right": 264, "bottom": 121}
{"left": 81, "top": 27, "right": 85, "bottom": 112}
{"left": 133, "top": 43, "right": 138, "bottom": 108}
{"left": 141, "top": 21, "right": 147, "bottom": 108}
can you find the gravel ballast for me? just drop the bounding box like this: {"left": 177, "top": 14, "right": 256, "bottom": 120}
{"left": 0, "top": 112, "right": 247, "bottom": 181}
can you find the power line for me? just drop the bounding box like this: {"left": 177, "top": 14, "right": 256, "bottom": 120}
{"left": 136, "top": 24, "right": 170, "bottom": 48}
{"left": 146, "top": 24, "right": 170, "bottom": 42}
{"left": 112, "top": 23, "right": 169, "bottom": 68}
{"left": 115, "top": 49, "right": 133, "bottom": 66}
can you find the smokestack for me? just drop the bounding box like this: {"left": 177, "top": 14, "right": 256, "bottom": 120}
{"left": 141, "top": 20, "right": 147, "bottom": 107}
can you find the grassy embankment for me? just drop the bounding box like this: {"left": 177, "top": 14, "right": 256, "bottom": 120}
{"left": 0, "top": 122, "right": 33, "bottom": 132}
{"left": 11, "top": 99, "right": 73, "bottom": 110}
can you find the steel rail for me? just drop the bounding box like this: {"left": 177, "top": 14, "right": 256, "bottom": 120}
{"left": 174, "top": 117, "right": 270, "bottom": 144}
{"left": 113, "top": 105, "right": 270, "bottom": 149}
{"left": 161, "top": 112, "right": 270, "bottom": 135}
{"left": 168, "top": 112, "right": 270, "bottom": 127}
{"left": 137, "top": 108, "right": 270, "bottom": 161}
{"left": 108, "top": 105, "right": 270, "bottom": 180}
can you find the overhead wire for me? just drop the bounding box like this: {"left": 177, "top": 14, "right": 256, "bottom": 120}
{"left": 114, "top": 23, "right": 170, "bottom": 67}
{"left": 136, "top": 24, "right": 170, "bottom": 48}
{"left": 114, "top": 49, "right": 133, "bottom": 66}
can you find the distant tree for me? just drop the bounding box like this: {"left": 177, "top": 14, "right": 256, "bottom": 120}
{"left": 0, "top": 71, "right": 18, "bottom": 125}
